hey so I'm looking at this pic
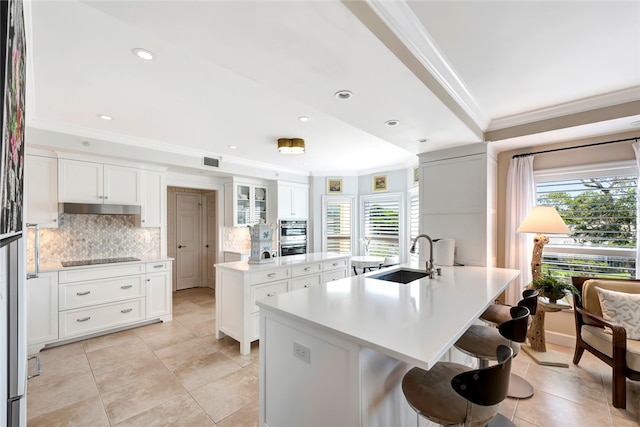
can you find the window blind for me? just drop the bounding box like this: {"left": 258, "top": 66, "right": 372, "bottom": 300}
{"left": 537, "top": 170, "right": 637, "bottom": 281}
{"left": 363, "top": 196, "right": 400, "bottom": 257}
{"left": 325, "top": 198, "right": 352, "bottom": 254}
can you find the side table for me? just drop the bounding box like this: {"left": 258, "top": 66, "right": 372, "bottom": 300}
{"left": 522, "top": 297, "right": 571, "bottom": 367}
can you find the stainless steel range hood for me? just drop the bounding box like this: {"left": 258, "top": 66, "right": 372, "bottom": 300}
{"left": 59, "top": 203, "right": 141, "bottom": 215}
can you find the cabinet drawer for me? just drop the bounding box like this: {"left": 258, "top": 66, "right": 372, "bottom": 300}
{"left": 292, "top": 263, "right": 322, "bottom": 277}
{"left": 59, "top": 275, "right": 144, "bottom": 310}
{"left": 145, "top": 261, "right": 171, "bottom": 273}
{"left": 250, "top": 268, "right": 290, "bottom": 285}
{"left": 291, "top": 274, "right": 321, "bottom": 291}
{"left": 250, "top": 280, "right": 289, "bottom": 313}
{"left": 59, "top": 263, "right": 145, "bottom": 283}
{"left": 59, "top": 298, "right": 145, "bottom": 338}
{"left": 323, "top": 258, "right": 348, "bottom": 271}
{"left": 324, "top": 269, "right": 347, "bottom": 282}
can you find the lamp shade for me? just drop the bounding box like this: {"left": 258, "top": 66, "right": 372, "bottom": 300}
{"left": 517, "top": 206, "right": 569, "bottom": 234}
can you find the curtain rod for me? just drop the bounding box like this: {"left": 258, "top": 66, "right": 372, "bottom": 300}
{"left": 512, "top": 136, "right": 639, "bottom": 159}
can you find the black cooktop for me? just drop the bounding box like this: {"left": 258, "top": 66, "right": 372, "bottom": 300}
{"left": 61, "top": 257, "right": 141, "bottom": 267}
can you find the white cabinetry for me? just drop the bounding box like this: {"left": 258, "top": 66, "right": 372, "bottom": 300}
{"left": 145, "top": 261, "right": 172, "bottom": 319}
{"left": 58, "top": 159, "right": 142, "bottom": 205}
{"left": 277, "top": 182, "right": 308, "bottom": 219}
{"left": 215, "top": 254, "right": 350, "bottom": 355}
{"left": 25, "top": 155, "right": 58, "bottom": 228}
{"left": 224, "top": 180, "right": 268, "bottom": 226}
{"left": 418, "top": 143, "right": 496, "bottom": 267}
{"left": 27, "top": 272, "right": 58, "bottom": 354}
{"left": 141, "top": 171, "right": 165, "bottom": 227}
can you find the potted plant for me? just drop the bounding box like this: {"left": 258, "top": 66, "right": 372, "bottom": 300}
{"left": 530, "top": 275, "right": 579, "bottom": 303}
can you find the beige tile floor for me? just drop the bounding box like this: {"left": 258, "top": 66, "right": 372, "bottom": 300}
{"left": 26, "top": 287, "right": 639, "bottom": 426}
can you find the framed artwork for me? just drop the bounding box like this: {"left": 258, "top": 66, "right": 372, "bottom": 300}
{"left": 413, "top": 166, "right": 419, "bottom": 185}
{"left": 373, "top": 174, "right": 387, "bottom": 192}
{"left": 327, "top": 178, "right": 342, "bottom": 194}
{"left": 0, "top": 0, "right": 26, "bottom": 239}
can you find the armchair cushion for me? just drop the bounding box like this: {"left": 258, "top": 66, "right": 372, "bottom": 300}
{"left": 595, "top": 287, "right": 640, "bottom": 340}
{"left": 582, "top": 279, "right": 640, "bottom": 326}
{"left": 581, "top": 325, "right": 640, "bottom": 371}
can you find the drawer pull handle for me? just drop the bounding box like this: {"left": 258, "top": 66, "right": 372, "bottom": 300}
{"left": 121, "top": 308, "right": 133, "bottom": 314}
{"left": 76, "top": 291, "right": 91, "bottom": 296}
{"left": 267, "top": 292, "right": 277, "bottom": 297}
{"left": 304, "top": 267, "right": 311, "bottom": 271}
{"left": 153, "top": 265, "right": 163, "bottom": 268}
{"left": 304, "top": 284, "right": 311, "bottom": 288}
{"left": 77, "top": 316, "right": 91, "bottom": 322}
{"left": 267, "top": 273, "right": 276, "bottom": 277}
{"left": 121, "top": 285, "right": 133, "bottom": 289}
{"left": 333, "top": 263, "right": 339, "bottom": 266}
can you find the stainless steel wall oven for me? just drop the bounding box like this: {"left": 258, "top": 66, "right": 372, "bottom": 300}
{"left": 278, "top": 220, "right": 307, "bottom": 256}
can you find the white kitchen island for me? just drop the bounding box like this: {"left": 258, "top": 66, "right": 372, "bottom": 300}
{"left": 257, "top": 264, "right": 520, "bottom": 427}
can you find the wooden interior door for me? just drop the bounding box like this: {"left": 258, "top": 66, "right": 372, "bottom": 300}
{"left": 176, "top": 193, "right": 201, "bottom": 290}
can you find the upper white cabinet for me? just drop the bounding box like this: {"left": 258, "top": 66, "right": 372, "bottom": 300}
{"left": 225, "top": 180, "right": 269, "bottom": 226}
{"left": 25, "top": 155, "right": 58, "bottom": 228}
{"left": 58, "top": 159, "right": 142, "bottom": 205}
{"left": 141, "top": 170, "right": 165, "bottom": 227}
{"left": 418, "top": 143, "right": 496, "bottom": 267}
{"left": 277, "top": 182, "right": 308, "bottom": 219}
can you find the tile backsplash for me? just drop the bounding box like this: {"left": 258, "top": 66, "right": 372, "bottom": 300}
{"left": 28, "top": 214, "right": 160, "bottom": 264}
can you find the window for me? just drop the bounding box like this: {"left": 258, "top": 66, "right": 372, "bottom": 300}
{"left": 409, "top": 187, "right": 420, "bottom": 259}
{"left": 536, "top": 162, "right": 637, "bottom": 282}
{"left": 361, "top": 194, "right": 402, "bottom": 257}
{"left": 322, "top": 196, "right": 353, "bottom": 254}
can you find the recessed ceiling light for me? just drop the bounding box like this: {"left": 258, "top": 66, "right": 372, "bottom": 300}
{"left": 132, "top": 48, "right": 154, "bottom": 60}
{"left": 385, "top": 120, "right": 400, "bottom": 127}
{"left": 417, "top": 138, "right": 429, "bottom": 143}
{"left": 98, "top": 114, "right": 112, "bottom": 121}
{"left": 334, "top": 90, "right": 353, "bottom": 100}
{"left": 298, "top": 116, "right": 310, "bottom": 122}
{"left": 229, "top": 145, "right": 237, "bottom": 149}
{"left": 631, "top": 120, "right": 640, "bottom": 127}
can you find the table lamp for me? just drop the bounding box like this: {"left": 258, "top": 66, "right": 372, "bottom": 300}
{"left": 517, "top": 206, "right": 569, "bottom": 281}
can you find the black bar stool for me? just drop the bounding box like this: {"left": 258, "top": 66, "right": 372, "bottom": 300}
{"left": 481, "top": 289, "right": 539, "bottom": 326}
{"left": 455, "top": 305, "right": 532, "bottom": 401}
{"left": 402, "top": 345, "right": 514, "bottom": 427}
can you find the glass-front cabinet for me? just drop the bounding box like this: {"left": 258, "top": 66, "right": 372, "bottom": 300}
{"left": 226, "top": 180, "right": 268, "bottom": 226}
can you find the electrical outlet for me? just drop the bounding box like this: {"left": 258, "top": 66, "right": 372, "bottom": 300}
{"left": 293, "top": 342, "right": 310, "bottom": 363}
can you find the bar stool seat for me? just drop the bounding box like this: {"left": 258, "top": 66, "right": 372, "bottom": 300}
{"left": 455, "top": 305, "right": 531, "bottom": 401}
{"left": 481, "top": 290, "right": 539, "bottom": 326}
{"left": 402, "top": 345, "right": 514, "bottom": 427}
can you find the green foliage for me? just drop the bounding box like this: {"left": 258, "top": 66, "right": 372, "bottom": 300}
{"left": 531, "top": 275, "right": 579, "bottom": 302}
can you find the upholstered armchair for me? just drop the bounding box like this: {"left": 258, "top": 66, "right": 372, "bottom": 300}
{"left": 571, "top": 277, "right": 640, "bottom": 409}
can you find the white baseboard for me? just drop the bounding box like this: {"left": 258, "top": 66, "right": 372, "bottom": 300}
{"left": 545, "top": 330, "right": 575, "bottom": 348}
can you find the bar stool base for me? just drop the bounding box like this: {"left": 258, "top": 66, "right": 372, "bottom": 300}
{"left": 488, "top": 413, "right": 516, "bottom": 427}
{"left": 508, "top": 373, "right": 534, "bottom": 399}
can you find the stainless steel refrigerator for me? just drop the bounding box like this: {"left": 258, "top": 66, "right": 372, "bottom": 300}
{"left": 1, "top": 0, "right": 28, "bottom": 425}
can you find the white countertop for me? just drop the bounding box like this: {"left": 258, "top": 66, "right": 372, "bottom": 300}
{"left": 215, "top": 252, "right": 350, "bottom": 272}
{"left": 34, "top": 257, "right": 173, "bottom": 273}
{"left": 257, "top": 263, "right": 520, "bottom": 370}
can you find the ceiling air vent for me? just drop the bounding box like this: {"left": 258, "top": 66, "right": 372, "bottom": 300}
{"left": 203, "top": 156, "right": 220, "bottom": 168}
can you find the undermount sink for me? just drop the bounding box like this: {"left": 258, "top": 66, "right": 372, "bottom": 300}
{"left": 369, "top": 268, "right": 428, "bottom": 284}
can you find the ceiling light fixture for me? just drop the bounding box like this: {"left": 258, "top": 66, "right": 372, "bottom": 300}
{"left": 385, "top": 120, "right": 399, "bottom": 127}
{"left": 334, "top": 90, "right": 353, "bottom": 100}
{"left": 298, "top": 116, "right": 310, "bottom": 122}
{"left": 98, "top": 114, "right": 112, "bottom": 121}
{"left": 278, "top": 138, "right": 305, "bottom": 154}
{"left": 132, "top": 48, "right": 154, "bottom": 60}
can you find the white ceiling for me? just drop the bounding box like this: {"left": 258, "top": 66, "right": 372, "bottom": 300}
{"left": 24, "top": 0, "right": 640, "bottom": 177}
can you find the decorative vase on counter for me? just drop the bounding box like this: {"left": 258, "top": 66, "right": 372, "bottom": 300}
{"left": 248, "top": 222, "right": 275, "bottom": 264}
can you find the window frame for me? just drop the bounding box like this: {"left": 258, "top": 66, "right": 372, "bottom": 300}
{"left": 321, "top": 194, "right": 355, "bottom": 254}
{"left": 360, "top": 192, "right": 405, "bottom": 259}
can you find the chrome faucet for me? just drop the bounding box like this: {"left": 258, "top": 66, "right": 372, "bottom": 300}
{"left": 410, "top": 234, "right": 437, "bottom": 278}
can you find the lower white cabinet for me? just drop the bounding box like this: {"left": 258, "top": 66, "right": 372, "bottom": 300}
{"left": 216, "top": 254, "right": 350, "bottom": 355}
{"left": 27, "top": 272, "right": 59, "bottom": 354}
{"left": 27, "top": 260, "right": 172, "bottom": 353}
{"left": 145, "top": 261, "right": 172, "bottom": 319}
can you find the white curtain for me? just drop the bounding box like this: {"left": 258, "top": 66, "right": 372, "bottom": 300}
{"left": 633, "top": 142, "right": 640, "bottom": 278}
{"left": 504, "top": 155, "right": 536, "bottom": 305}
